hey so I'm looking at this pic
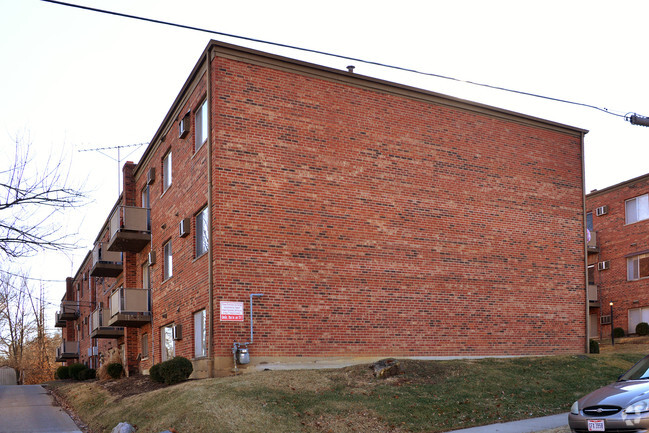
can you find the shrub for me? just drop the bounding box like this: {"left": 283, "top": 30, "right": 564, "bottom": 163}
{"left": 68, "top": 363, "right": 88, "bottom": 380}
{"left": 589, "top": 339, "right": 600, "bottom": 354}
{"left": 106, "top": 362, "right": 124, "bottom": 379}
{"left": 149, "top": 363, "right": 163, "bottom": 383}
{"left": 637, "top": 322, "right": 649, "bottom": 336}
{"left": 151, "top": 356, "right": 193, "bottom": 385}
{"left": 79, "top": 368, "right": 96, "bottom": 381}
{"left": 97, "top": 351, "right": 123, "bottom": 381}
{"left": 613, "top": 327, "right": 626, "bottom": 338}
{"left": 55, "top": 366, "right": 70, "bottom": 380}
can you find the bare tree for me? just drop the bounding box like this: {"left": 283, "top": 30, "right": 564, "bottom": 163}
{"left": 0, "top": 134, "right": 85, "bottom": 258}
{"left": 0, "top": 272, "right": 35, "bottom": 384}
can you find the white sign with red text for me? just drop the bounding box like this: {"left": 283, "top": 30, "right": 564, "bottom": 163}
{"left": 220, "top": 301, "right": 244, "bottom": 322}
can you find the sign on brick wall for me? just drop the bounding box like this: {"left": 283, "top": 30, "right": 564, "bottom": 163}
{"left": 220, "top": 301, "right": 244, "bottom": 321}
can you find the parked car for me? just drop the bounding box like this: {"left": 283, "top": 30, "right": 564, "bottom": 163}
{"left": 569, "top": 354, "right": 649, "bottom": 432}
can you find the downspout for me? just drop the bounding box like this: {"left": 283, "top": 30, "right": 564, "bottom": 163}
{"left": 581, "top": 131, "right": 589, "bottom": 353}
{"left": 206, "top": 46, "right": 215, "bottom": 377}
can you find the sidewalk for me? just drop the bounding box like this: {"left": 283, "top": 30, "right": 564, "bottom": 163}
{"left": 446, "top": 413, "right": 569, "bottom": 433}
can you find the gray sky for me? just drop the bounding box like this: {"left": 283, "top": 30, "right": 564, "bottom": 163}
{"left": 2, "top": 0, "right": 648, "bottom": 315}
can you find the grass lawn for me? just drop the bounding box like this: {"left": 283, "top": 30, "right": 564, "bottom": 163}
{"left": 47, "top": 347, "right": 647, "bottom": 433}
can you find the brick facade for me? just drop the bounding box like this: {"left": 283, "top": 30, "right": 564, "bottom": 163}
{"left": 586, "top": 173, "right": 649, "bottom": 339}
{"left": 56, "top": 40, "right": 588, "bottom": 376}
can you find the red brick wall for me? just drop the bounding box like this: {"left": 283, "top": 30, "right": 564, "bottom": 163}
{"left": 70, "top": 44, "right": 587, "bottom": 373}
{"left": 587, "top": 175, "right": 649, "bottom": 337}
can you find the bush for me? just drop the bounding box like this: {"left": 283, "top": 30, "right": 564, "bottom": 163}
{"left": 613, "top": 327, "right": 626, "bottom": 338}
{"left": 68, "top": 363, "right": 87, "bottom": 380}
{"left": 149, "top": 363, "right": 163, "bottom": 383}
{"left": 637, "top": 322, "right": 649, "bottom": 336}
{"left": 79, "top": 368, "right": 96, "bottom": 381}
{"left": 151, "top": 356, "right": 193, "bottom": 385}
{"left": 55, "top": 366, "right": 70, "bottom": 380}
{"left": 106, "top": 362, "right": 124, "bottom": 379}
{"left": 589, "top": 339, "right": 600, "bottom": 354}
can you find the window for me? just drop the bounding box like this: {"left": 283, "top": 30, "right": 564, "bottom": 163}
{"left": 195, "top": 99, "right": 208, "bottom": 151}
{"left": 163, "top": 240, "right": 173, "bottom": 280}
{"left": 628, "top": 253, "right": 649, "bottom": 281}
{"left": 586, "top": 212, "right": 593, "bottom": 231}
{"left": 142, "top": 185, "right": 151, "bottom": 230}
{"left": 161, "top": 325, "right": 174, "bottom": 361}
{"left": 142, "top": 262, "right": 150, "bottom": 290}
{"left": 626, "top": 194, "right": 649, "bottom": 224}
{"left": 141, "top": 333, "right": 149, "bottom": 359}
{"left": 194, "top": 310, "right": 207, "bottom": 358}
{"left": 163, "top": 151, "right": 172, "bottom": 192}
{"left": 196, "top": 206, "right": 209, "bottom": 257}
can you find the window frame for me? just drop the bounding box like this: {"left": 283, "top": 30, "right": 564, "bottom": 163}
{"left": 162, "top": 151, "right": 172, "bottom": 193}
{"left": 141, "top": 333, "right": 149, "bottom": 359}
{"left": 195, "top": 99, "right": 208, "bottom": 152}
{"left": 163, "top": 239, "right": 173, "bottom": 281}
{"left": 196, "top": 206, "right": 209, "bottom": 258}
{"left": 161, "top": 325, "right": 175, "bottom": 362}
{"left": 194, "top": 309, "right": 207, "bottom": 358}
{"left": 628, "top": 252, "right": 649, "bottom": 281}
{"left": 626, "top": 194, "right": 649, "bottom": 225}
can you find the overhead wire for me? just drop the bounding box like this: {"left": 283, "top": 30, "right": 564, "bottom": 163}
{"left": 40, "top": 0, "right": 632, "bottom": 119}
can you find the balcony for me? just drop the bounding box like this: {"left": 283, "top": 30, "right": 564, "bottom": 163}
{"left": 587, "top": 231, "right": 598, "bottom": 254}
{"left": 90, "top": 307, "right": 124, "bottom": 339}
{"left": 107, "top": 205, "right": 151, "bottom": 252}
{"left": 56, "top": 301, "right": 79, "bottom": 321}
{"left": 588, "top": 283, "right": 599, "bottom": 308}
{"left": 90, "top": 242, "right": 123, "bottom": 277}
{"left": 55, "top": 340, "right": 79, "bottom": 362}
{"left": 108, "top": 288, "right": 151, "bottom": 327}
{"left": 54, "top": 312, "right": 66, "bottom": 328}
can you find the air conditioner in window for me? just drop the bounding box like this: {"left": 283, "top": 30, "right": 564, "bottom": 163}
{"left": 148, "top": 251, "right": 156, "bottom": 266}
{"left": 598, "top": 260, "right": 610, "bottom": 271}
{"left": 172, "top": 324, "right": 182, "bottom": 340}
{"left": 595, "top": 205, "right": 608, "bottom": 216}
{"left": 179, "top": 112, "right": 190, "bottom": 139}
{"left": 179, "top": 218, "right": 190, "bottom": 238}
{"left": 147, "top": 167, "right": 155, "bottom": 185}
{"left": 600, "top": 315, "right": 612, "bottom": 325}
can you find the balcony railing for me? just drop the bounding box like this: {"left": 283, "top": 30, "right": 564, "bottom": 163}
{"left": 107, "top": 205, "right": 151, "bottom": 252}
{"left": 55, "top": 340, "right": 79, "bottom": 361}
{"left": 108, "top": 288, "right": 151, "bottom": 326}
{"left": 90, "top": 242, "right": 123, "bottom": 277}
{"left": 56, "top": 301, "right": 79, "bottom": 321}
{"left": 90, "top": 307, "right": 124, "bottom": 339}
{"left": 54, "top": 312, "right": 66, "bottom": 328}
{"left": 587, "top": 231, "right": 598, "bottom": 253}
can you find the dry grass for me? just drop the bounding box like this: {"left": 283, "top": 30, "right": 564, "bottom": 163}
{"left": 47, "top": 340, "right": 649, "bottom": 433}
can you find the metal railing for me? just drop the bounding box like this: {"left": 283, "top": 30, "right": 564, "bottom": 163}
{"left": 110, "top": 288, "right": 151, "bottom": 317}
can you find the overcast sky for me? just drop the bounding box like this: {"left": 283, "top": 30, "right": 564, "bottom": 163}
{"left": 2, "top": 0, "right": 649, "bottom": 317}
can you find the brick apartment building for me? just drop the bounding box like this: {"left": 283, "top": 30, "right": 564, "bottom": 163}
{"left": 586, "top": 173, "right": 649, "bottom": 339}
{"left": 55, "top": 40, "right": 589, "bottom": 376}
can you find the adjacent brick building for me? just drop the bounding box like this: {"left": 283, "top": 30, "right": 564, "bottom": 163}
{"left": 55, "top": 40, "right": 589, "bottom": 376}
{"left": 586, "top": 173, "right": 649, "bottom": 339}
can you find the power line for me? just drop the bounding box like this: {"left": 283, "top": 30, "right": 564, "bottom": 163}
{"left": 40, "top": 0, "right": 632, "bottom": 120}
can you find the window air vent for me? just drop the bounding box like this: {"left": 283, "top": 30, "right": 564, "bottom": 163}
{"left": 148, "top": 251, "right": 156, "bottom": 266}
{"left": 595, "top": 206, "right": 608, "bottom": 216}
{"left": 598, "top": 261, "right": 610, "bottom": 271}
{"left": 172, "top": 324, "right": 182, "bottom": 340}
{"left": 601, "top": 315, "right": 612, "bottom": 325}
{"left": 179, "top": 218, "right": 190, "bottom": 238}
{"left": 147, "top": 167, "right": 155, "bottom": 185}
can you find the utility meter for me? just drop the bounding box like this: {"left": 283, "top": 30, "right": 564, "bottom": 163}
{"left": 237, "top": 347, "right": 250, "bottom": 364}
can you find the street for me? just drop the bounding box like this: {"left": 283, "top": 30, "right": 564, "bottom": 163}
{"left": 0, "top": 385, "right": 82, "bottom": 433}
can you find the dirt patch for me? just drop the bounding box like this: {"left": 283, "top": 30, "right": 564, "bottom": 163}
{"left": 97, "top": 374, "right": 167, "bottom": 399}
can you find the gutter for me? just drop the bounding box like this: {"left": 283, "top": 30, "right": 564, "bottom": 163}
{"left": 206, "top": 46, "right": 215, "bottom": 377}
